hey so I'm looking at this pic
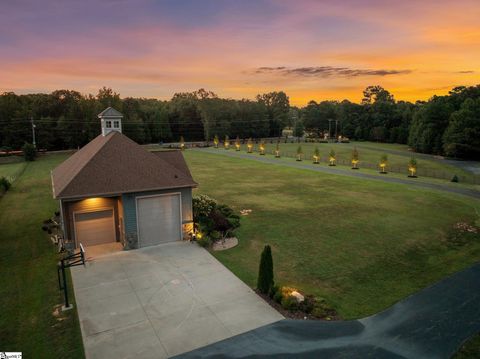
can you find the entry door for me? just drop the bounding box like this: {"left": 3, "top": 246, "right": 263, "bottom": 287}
{"left": 137, "top": 194, "right": 181, "bottom": 248}
{"left": 75, "top": 209, "right": 115, "bottom": 247}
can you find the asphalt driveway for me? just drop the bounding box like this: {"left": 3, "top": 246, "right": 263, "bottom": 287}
{"left": 177, "top": 262, "right": 480, "bottom": 358}
{"left": 71, "top": 242, "right": 283, "bottom": 359}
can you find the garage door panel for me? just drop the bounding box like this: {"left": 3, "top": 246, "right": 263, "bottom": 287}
{"left": 137, "top": 194, "right": 181, "bottom": 247}
{"left": 75, "top": 209, "right": 115, "bottom": 247}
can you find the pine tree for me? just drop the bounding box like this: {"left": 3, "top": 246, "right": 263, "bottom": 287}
{"left": 313, "top": 146, "right": 320, "bottom": 164}
{"left": 296, "top": 145, "right": 303, "bottom": 161}
{"left": 351, "top": 147, "right": 359, "bottom": 169}
{"left": 329, "top": 148, "right": 336, "bottom": 166}
{"left": 257, "top": 245, "right": 274, "bottom": 294}
{"left": 213, "top": 134, "right": 219, "bottom": 148}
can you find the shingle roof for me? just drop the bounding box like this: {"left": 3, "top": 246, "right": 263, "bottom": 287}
{"left": 98, "top": 107, "right": 123, "bottom": 118}
{"left": 52, "top": 132, "right": 197, "bottom": 199}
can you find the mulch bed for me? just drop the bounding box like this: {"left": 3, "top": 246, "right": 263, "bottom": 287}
{"left": 254, "top": 290, "right": 340, "bottom": 321}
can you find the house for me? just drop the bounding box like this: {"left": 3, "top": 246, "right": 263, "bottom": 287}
{"left": 51, "top": 107, "right": 197, "bottom": 250}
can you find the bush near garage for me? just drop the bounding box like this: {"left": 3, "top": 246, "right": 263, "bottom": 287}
{"left": 192, "top": 194, "right": 240, "bottom": 246}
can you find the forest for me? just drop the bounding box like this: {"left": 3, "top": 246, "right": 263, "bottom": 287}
{"left": 0, "top": 85, "right": 479, "bottom": 159}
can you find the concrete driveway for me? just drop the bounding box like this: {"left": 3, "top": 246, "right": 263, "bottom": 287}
{"left": 71, "top": 242, "right": 283, "bottom": 359}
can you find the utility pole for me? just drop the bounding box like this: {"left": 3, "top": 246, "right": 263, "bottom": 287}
{"left": 31, "top": 117, "right": 36, "bottom": 148}
{"left": 328, "top": 119, "right": 332, "bottom": 142}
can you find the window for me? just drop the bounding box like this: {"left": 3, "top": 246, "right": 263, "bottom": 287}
{"left": 113, "top": 121, "right": 120, "bottom": 128}
{"left": 106, "top": 120, "right": 112, "bottom": 128}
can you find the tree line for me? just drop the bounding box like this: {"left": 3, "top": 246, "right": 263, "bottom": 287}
{"left": 0, "top": 85, "right": 478, "bottom": 159}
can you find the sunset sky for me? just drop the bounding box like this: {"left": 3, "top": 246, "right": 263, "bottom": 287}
{"left": 1, "top": 0, "right": 479, "bottom": 106}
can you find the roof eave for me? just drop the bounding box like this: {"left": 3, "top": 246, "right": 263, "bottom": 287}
{"left": 55, "top": 183, "right": 198, "bottom": 200}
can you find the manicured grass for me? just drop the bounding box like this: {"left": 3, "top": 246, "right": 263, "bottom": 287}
{"left": 0, "top": 154, "right": 84, "bottom": 358}
{"left": 259, "top": 141, "right": 472, "bottom": 178}
{"left": 0, "top": 161, "right": 27, "bottom": 182}
{"left": 184, "top": 150, "right": 480, "bottom": 319}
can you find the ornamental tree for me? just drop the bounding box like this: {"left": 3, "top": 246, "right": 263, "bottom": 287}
{"left": 257, "top": 245, "right": 274, "bottom": 295}
{"left": 313, "top": 146, "right": 320, "bottom": 163}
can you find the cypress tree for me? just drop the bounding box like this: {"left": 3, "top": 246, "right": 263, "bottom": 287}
{"left": 257, "top": 245, "right": 274, "bottom": 294}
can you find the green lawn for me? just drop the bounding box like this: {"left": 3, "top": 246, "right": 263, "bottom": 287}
{"left": 0, "top": 154, "right": 84, "bottom": 358}
{"left": 1, "top": 150, "right": 479, "bottom": 357}
{"left": 184, "top": 150, "right": 480, "bottom": 319}
{"left": 258, "top": 141, "right": 473, "bottom": 179}
{"left": 0, "top": 161, "right": 27, "bottom": 182}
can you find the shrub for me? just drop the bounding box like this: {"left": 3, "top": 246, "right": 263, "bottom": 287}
{"left": 311, "top": 298, "right": 336, "bottom": 319}
{"left": 273, "top": 290, "right": 283, "bottom": 304}
{"left": 281, "top": 295, "right": 298, "bottom": 310}
{"left": 22, "top": 142, "right": 36, "bottom": 161}
{"left": 197, "top": 237, "right": 211, "bottom": 248}
{"left": 269, "top": 284, "right": 279, "bottom": 299}
{"left": 298, "top": 295, "right": 315, "bottom": 314}
{"left": 193, "top": 194, "right": 217, "bottom": 223}
{"left": 451, "top": 174, "right": 459, "bottom": 183}
{"left": 0, "top": 176, "right": 11, "bottom": 192}
{"left": 257, "top": 245, "right": 274, "bottom": 294}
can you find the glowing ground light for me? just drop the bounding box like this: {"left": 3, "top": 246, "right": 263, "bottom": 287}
{"left": 351, "top": 159, "right": 359, "bottom": 169}
{"left": 259, "top": 144, "right": 265, "bottom": 155}
{"left": 313, "top": 155, "right": 319, "bottom": 164}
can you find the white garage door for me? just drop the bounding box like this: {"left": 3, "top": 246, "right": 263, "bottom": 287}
{"left": 137, "top": 194, "right": 181, "bottom": 248}
{"left": 75, "top": 209, "right": 115, "bottom": 247}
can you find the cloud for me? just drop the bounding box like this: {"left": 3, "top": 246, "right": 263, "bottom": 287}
{"left": 456, "top": 70, "right": 475, "bottom": 74}
{"left": 255, "top": 66, "right": 412, "bottom": 78}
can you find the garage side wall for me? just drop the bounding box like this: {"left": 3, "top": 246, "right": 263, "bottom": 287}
{"left": 122, "top": 187, "right": 193, "bottom": 249}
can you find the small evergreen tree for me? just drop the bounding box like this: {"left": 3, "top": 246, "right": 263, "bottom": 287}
{"left": 247, "top": 138, "right": 253, "bottom": 153}
{"left": 259, "top": 139, "right": 265, "bottom": 155}
{"left": 179, "top": 136, "right": 185, "bottom": 150}
{"left": 408, "top": 157, "right": 417, "bottom": 177}
{"left": 224, "top": 135, "right": 230, "bottom": 149}
{"left": 380, "top": 154, "right": 388, "bottom": 173}
{"left": 329, "top": 149, "right": 336, "bottom": 166}
{"left": 351, "top": 147, "right": 359, "bottom": 169}
{"left": 235, "top": 136, "right": 241, "bottom": 151}
{"left": 313, "top": 146, "right": 320, "bottom": 163}
{"left": 296, "top": 145, "right": 303, "bottom": 161}
{"left": 257, "top": 245, "right": 274, "bottom": 294}
{"left": 213, "top": 135, "right": 219, "bottom": 148}
{"left": 22, "top": 143, "right": 36, "bottom": 161}
{"left": 275, "top": 141, "right": 280, "bottom": 158}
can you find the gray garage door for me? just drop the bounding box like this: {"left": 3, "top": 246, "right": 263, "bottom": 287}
{"left": 137, "top": 194, "right": 181, "bottom": 248}
{"left": 75, "top": 209, "right": 115, "bottom": 247}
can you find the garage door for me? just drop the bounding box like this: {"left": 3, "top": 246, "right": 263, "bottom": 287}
{"left": 75, "top": 209, "right": 115, "bottom": 247}
{"left": 137, "top": 194, "right": 181, "bottom": 247}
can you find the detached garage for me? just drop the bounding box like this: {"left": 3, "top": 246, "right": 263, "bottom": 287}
{"left": 51, "top": 107, "right": 197, "bottom": 251}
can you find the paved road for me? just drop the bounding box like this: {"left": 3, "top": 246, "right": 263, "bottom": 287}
{"left": 177, "top": 263, "right": 480, "bottom": 358}
{"left": 195, "top": 148, "right": 480, "bottom": 199}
